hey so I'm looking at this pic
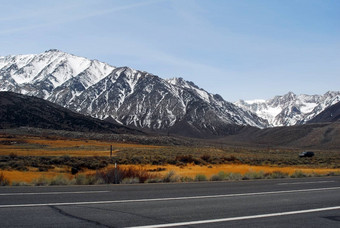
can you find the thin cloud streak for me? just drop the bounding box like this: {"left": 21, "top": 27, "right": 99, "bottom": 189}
{"left": 0, "top": 0, "right": 163, "bottom": 35}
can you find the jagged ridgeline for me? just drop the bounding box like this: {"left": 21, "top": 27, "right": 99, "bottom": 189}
{"left": 1, "top": 50, "right": 339, "bottom": 137}
{"left": 234, "top": 91, "right": 340, "bottom": 127}
{"left": 0, "top": 49, "right": 267, "bottom": 137}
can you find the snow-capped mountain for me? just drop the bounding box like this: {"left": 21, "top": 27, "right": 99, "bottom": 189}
{"left": 0, "top": 49, "right": 114, "bottom": 99}
{"left": 0, "top": 50, "right": 268, "bottom": 136}
{"left": 235, "top": 91, "right": 340, "bottom": 127}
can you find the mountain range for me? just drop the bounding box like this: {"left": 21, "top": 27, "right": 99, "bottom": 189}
{"left": 234, "top": 91, "right": 340, "bottom": 127}
{"left": 0, "top": 49, "right": 267, "bottom": 137}
{"left": 0, "top": 49, "right": 339, "bottom": 137}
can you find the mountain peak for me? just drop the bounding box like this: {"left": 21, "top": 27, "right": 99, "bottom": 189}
{"left": 45, "top": 49, "right": 63, "bottom": 53}
{"left": 234, "top": 91, "right": 340, "bottom": 127}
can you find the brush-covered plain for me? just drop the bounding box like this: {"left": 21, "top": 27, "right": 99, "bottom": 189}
{"left": 0, "top": 133, "right": 339, "bottom": 186}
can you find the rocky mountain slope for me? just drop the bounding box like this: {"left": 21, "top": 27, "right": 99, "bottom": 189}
{"left": 308, "top": 101, "right": 340, "bottom": 123}
{"left": 235, "top": 91, "right": 340, "bottom": 127}
{"left": 0, "top": 50, "right": 268, "bottom": 137}
{"left": 221, "top": 121, "right": 340, "bottom": 150}
{"left": 0, "top": 91, "right": 140, "bottom": 134}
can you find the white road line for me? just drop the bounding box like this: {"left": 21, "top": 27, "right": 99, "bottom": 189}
{"left": 277, "top": 181, "right": 335, "bottom": 185}
{"left": 126, "top": 206, "right": 340, "bottom": 228}
{"left": 0, "top": 186, "right": 339, "bottom": 208}
{"left": 0, "top": 191, "right": 109, "bottom": 196}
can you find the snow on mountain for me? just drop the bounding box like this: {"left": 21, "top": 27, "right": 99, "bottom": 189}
{"left": 235, "top": 91, "right": 340, "bottom": 127}
{"left": 0, "top": 49, "right": 115, "bottom": 99}
{"left": 0, "top": 50, "right": 268, "bottom": 136}
{"left": 0, "top": 49, "right": 114, "bottom": 99}
{"left": 4, "top": 50, "right": 338, "bottom": 135}
{"left": 66, "top": 68, "right": 268, "bottom": 133}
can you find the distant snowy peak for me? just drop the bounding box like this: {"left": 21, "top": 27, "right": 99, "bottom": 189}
{"left": 235, "top": 91, "right": 340, "bottom": 127}
{"left": 0, "top": 49, "right": 115, "bottom": 98}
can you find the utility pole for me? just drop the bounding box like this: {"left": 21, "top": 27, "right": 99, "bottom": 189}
{"left": 114, "top": 162, "right": 118, "bottom": 184}
{"left": 110, "top": 145, "right": 113, "bottom": 158}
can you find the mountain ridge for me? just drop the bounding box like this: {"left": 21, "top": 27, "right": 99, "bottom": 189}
{"left": 1, "top": 50, "right": 339, "bottom": 136}
{"left": 0, "top": 50, "right": 267, "bottom": 137}
{"left": 235, "top": 91, "right": 340, "bottom": 127}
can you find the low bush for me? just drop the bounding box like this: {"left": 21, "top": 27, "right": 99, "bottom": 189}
{"left": 268, "top": 171, "right": 289, "bottom": 179}
{"left": 121, "top": 177, "right": 140, "bottom": 184}
{"left": 50, "top": 175, "right": 71, "bottom": 185}
{"left": 242, "top": 171, "right": 265, "bottom": 180}
{"left": 11, "top": 181, "right": 30, "bottom": 186}
{"left": 210, "top": 171, "right": 228, "bottom": 181}
{"left": 96, "top": 166, "right": 158, "bottom": 184}
{"left": 162, "top": 170, "right": 179, "bottom": 182}
{"left": 74, "top": 174, "right": 88, "bottom": 185}
{"left": 290, "top": 170, "right": 307, "bottom": 178}
{"left": 180, "top": 176, "right": 194, "bottom": 182}
{"left": 0, "top": 172, "right": 10, "bottom": 186}
{"left": 32, "top": 175, "right": 50, "bottom": 186}
{"left": 194, "top": 174, "right": 207, "bottom": 182}
{"left": 210, "top": 171, "right": 243, "bottom": 181}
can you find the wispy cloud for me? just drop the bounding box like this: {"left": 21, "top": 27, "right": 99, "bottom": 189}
{"left": 0, "top": 0, "right": 163, "bottom": 35}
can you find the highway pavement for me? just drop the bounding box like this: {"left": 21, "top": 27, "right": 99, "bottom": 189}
{"left": 0, "top": 176, "right": 340, "bottom": 227}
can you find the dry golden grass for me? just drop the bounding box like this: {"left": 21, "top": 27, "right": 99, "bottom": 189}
{"left": 129, "top": 164, "right": 340, "bottom": 178}
{"left": 2, "top": 164, "right": 340, "bottom": 184}
{"left": 2, "top": 170, "right": 59, "bottom": 183}
{"left": 0, "top": 135, "right": 162, "bottom": 156}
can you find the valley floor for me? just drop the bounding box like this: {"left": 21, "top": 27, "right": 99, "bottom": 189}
{"left": 0, "top": 131, "right": 339, "bottom": 186}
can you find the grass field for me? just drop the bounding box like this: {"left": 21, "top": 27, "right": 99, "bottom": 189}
{"left": 0, "top": 134, "right": 162, "bottom": 156}
{"left": 1, "top": 133, "right": 340, "bottom": 185}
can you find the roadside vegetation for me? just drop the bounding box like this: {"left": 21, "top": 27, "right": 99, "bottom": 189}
{"left": 1, "top": 166, "right": 340, "bottom": 186}
{"left": 0, "top": 133, "right": 340, "bottom": 186}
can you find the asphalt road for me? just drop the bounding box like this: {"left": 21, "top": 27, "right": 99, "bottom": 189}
{"left": 0, "top": 176, "right": 340, "bottom": 227}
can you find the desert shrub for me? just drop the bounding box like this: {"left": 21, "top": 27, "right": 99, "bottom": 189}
{"left": 224, "top": 155, "right": 239, "bottom": 163}
{"left": 85, "top": 174, "right": 102, "bottom": 185}
{"left": 210, "top": 171, "right": 243, "bottom": 181}
{"left": 96, "top": 166, "right": 157, "bottom": 184}
{"left": 307, "top": 172, "right": 323, "bottom": 177}
{"left": 148, "top": 167, "right": 167, "bottom": 172}
{"left": 327, "top": 171, "right": 340, "bottom": 176}
{"left": 38, "top": 166, "right": 50, "bottom": 172}
{"left": 195, "top": 174, "right": 207, "bottom": 182}
{"left": 175, "top": 155, "right": 195, "bottom": 164}
{"left": 71, "top": 167, "right": 79, "bottom": 175}
{"left": 242, "top": 171, "right": 265, "bottom": 180}
{"left": 180, "top": 176, "right": 194, "bottom": 182}
{"left": 210, "top": 171, "right": 228, "bottom": 181}
{"left": 0, "top": 172, "right": 10, "bottom": 186}
{"left": 9, "top": 152, "right": 18, "bottom": 159}
{"left": 162, "top": 170, "right": 179, "bottom": 182}
{"left": 50, "top": 175, "right": 71, "bottom": 185}
{"left": 290, "top": 170, "right": 307, "bottom": 178}
{"left": 269, "top": 171, "right": 289, "bottom": 179}
{"left": 74, "top": 174, "right": 87, "bottom": 185}
{"left": 8, "top": 160, "right": 29, "bottom": 171}
{"left": 145, "top": 178, "right": 163, "bottom": 183}
{"left": 228, "top": 172, "right": 242, "bottom": 181}
{"left": 121, "top": 177, "right": 140, "bottom": 184}
{"left": 123, "top": 166, "right": 156, "bottom": 183}
{"left": 200, "top": 154, "right": 211, "bottom": 162}
{"left": 32, "top": 175, "right": 50, "bottom": 186}
{"left": 11, "top": 181, "right": 30, "bottom": 186}
{"left": 96, "top": 168, "right": 120, "bottom": 184}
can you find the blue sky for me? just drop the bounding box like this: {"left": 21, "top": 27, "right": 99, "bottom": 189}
{"left": 1, "top": 0, "right": 339, "bottom": 101}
